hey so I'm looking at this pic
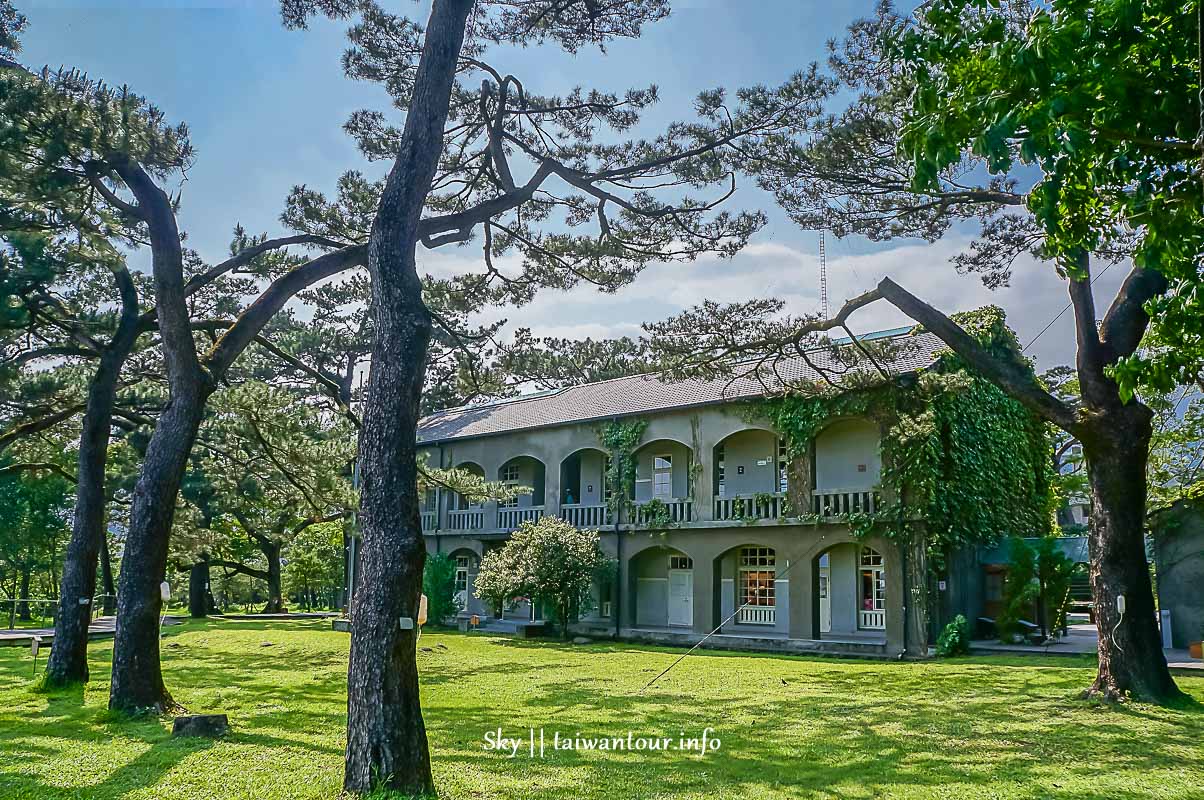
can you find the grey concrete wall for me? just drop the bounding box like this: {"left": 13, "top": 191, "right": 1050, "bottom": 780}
{"left": 634, "top": 439, "right": 691, "bottom": 502}
{"left": 718, "top": 429, "right": 778, "bottom": 496}
{"left": 1153, "top": 501, "right": 1204, "bottom": 648}
{"left": 826, "top": 543, "right": 859, "bottom": 635}
{"left": 814, "top": 418, "right": 881, "bottom": 490}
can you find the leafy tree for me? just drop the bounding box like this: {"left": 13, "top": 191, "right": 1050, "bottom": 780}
{"left": 651, "top": 0, "right": 1197, "bottom": 703}
{"left": 473, "top": 516, "right": 610, "bottom": 640}
{"left": 280, "top": 0, "right": 810, "bottom": 790}
{"left": 997, "top": 535, "right": 1076, "bottom": 642}
{"left": 283, "top": 520, "right": 344, "bottom": 611}
{"left": 421, "top": 552, "right": 460, "bottom": 626}
{"left": 193, "top": 382, "right": 355, "bottom": 613}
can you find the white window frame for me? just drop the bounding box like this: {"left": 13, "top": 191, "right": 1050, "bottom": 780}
{"left": 454, "top": 555, "right": 473, "bottom": 594}
{"left": 499, "top": 463, "right": 521, "bottom": 508}
{"left": 652, "top": 453, "right": 673, "bottom": 499}
{"left": 738, "top": 547, "right": 776, "bottom": 608}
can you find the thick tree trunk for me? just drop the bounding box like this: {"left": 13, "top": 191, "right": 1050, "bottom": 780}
{"left": 1080, "top": 406, "right": 1182, "bottom": 702}
{"left": 17, "top": 569, "right": 31, "bottom": 621}
{"left": 344, "top": 1, "right": 473, "bottom": 794}
{"left": 45, "top": 271, "right": 138, "bottom": 685}
{"left": 261, "top": 541, "right": 284, "bottom": 614}
{"left": 108, "top": 395, "right": 207, "bottom": 715}
{"left": 188, "top": 558, "right": 211, "bottom": 618}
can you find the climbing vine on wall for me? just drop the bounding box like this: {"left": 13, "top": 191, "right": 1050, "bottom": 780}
{"left": 764, "top": 308, "right": 1055, "bottom": 566}
{"left": 598, "top": 419, "right": 647, "bottom": 520}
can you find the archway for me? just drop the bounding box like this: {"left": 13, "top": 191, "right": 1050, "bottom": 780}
{"left": 628, "top": 545, "right": 695, "bottom": 629}
{"left": 558, "top": 447, "right": 611, "bottom": 527}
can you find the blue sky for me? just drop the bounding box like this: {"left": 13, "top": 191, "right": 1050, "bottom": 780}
{"left": 17, "top": 0, "right": 1117, "bottom": 370}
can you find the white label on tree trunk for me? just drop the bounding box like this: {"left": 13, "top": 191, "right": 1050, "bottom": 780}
{"left": 79, "top": 597, "right": 90, "bottom": 605}
{"left": 399, "top": 617, "right": 415, "bottom": 630}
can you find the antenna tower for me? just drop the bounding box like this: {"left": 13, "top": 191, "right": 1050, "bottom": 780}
{"left": 819, "top": 230, "right": 829, "bottom": 318}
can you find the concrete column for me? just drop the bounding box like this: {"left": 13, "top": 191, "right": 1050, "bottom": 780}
{"left": 787, "top": 549, "right": 819, "bottom": 639}
{"left": 691, "top": 554, "right": 719, "bottom": 634}
{"left": 883, "top": 539, "right": 906, "bottom": 656}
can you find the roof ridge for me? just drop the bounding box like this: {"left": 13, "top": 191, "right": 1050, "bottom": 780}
{"left": 422, "top": 325, "right": 923, "bottom": 420}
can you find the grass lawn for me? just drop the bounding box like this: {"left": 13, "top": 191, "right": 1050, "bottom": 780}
{"left": 1, "top": 619, "right": 1202, "bottom": 799}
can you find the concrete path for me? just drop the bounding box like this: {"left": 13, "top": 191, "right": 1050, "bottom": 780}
{"left": 971, "top": 623, "right": 1202, "bottom": 673}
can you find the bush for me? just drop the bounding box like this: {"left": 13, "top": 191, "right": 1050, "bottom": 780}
{"left": 422, "top": 553, "right": 461, "bottom": 625}
{"left": 936, "top": 614, "right": 971, "bottom": 657}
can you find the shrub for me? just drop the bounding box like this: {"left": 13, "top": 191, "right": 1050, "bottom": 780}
{"left": 422, "top": 553, "right": 461, "bottom": 625}
{"left": 936, "top": 614, "right": 971, "bottom": 657}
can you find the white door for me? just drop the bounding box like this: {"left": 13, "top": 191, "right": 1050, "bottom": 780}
{"left": 668, "top": 570, "right": 693, "bottom": 627}
{"left": 819, "top": 567, "right": 831, "bottom": 633}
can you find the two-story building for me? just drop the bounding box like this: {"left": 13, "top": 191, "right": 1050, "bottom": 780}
{"left": 413, "top": 327, "right": 955, "bottom": 658}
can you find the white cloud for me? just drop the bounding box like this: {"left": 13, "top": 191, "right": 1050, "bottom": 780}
{"left": 427, "top": 235, "right": 1128, "bottom": 372}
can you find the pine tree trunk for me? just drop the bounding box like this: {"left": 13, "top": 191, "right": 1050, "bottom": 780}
{"left": 108, "top": 394, "right": 206, "bottom": 715}
{"left": 17, "top": 569, "right": 31, "bottom": 621}
{"left": 189, "top": 558, "right": 211, "bottom": 618}
{"left": 262, "top": 542, "right": 284, "bottom": 614}
{"left": 45, "top": 295, "right": 137, "bottom": 686}
{"left": 344, "top": 1, "right": 473, "bottom": 794}
{"left": 1080, "top": 405, "right": 1182, "bottom": 702}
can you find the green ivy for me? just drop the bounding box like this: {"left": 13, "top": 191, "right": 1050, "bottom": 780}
{"left": 598, "top": 419, "right": 648, "bottom": 519}
{"left": 764, "top": 311, "right": 1055, "bottom": 567}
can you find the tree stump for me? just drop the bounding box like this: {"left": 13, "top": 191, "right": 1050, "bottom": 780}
{"left": 172, "top": 714, "right": 229, "bottom": 738}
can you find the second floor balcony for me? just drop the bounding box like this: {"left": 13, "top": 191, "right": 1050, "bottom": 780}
{"left": 421, "top": 417, "right": 884, "bottom": 535}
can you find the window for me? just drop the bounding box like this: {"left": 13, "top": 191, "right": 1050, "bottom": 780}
{"left": 777, "top": 438, "right": 789, "bottom": 494}
{"left": 454, "top": 555, "right": 473, "bottom": 594}
{"left": 739, "top": 547, "right": 776, "bottom": 607}
{"left": 423, "top": 489, "right": 438, "bottom": 512}
{"left": 669, "top": 555, "right": 692, "bottom": 570}
{"left": 653, "top": 454, "right": 673, "bottom": 498}
{"left": 859, "top": 547, "right": 885, "bottom": 612}
{"left": 499, "top": 463, "right": 520, "bottom": 508}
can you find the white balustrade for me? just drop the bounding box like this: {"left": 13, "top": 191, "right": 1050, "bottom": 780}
{"left": 420, "top": 511, "right": 437, "bottom": 532}
{"left": 497, "top": 505, "right": 544, "bottom": 530}
{"left": 713, "top": 492, "right": 786, "bottom": 521}
{"left": 634, "top": 498, "right": 693, "bottom": 525}
{"left": 812, "top": 488, "right": 879, "bottom": 517}
{"left": 447, "top": 509, "right": 484, "bottom": 531}
{"left": 859, "top": 609, "right": 886, "bottom": 630}
{"left": 737, "top": 606, "right": 777, "bottom": 625}
{"left": 559, "top": 503, "right": 611, "bottom": 528}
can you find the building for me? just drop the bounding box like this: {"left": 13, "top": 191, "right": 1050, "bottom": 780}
{"left": 1151, "top": 496, "right": 1204, "bottom": 649}
{"left": 393, "top": 324, "right": 1054, "bottom": 658}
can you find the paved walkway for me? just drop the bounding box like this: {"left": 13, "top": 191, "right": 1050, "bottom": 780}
{"left": 0, "top": 615, "right": 182, "bottom": 647}
{"left": 971, "top": 623, "right": 1201, "bottom": 673}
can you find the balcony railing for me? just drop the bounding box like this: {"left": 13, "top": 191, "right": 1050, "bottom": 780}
{"left": 559, "top": 503, "right": 611, "bottom": 528}
{"left": 859, "top": 609, "right": 886, "bottom": 630}
{"left": 420, "top": 511, "right": 437, "bottom": 532}
{"left": 812, "top": 488, "right": 879, "bottom": 517}
{"left": 737, "top": 606, "right": 777, "bottom": 625}
{"left": 447, "top": 509, "right": 484, "bottom": 531}
{"left": 713, "top": 492, "right": 786, "bottom": 522}
{"left": 634, "top": 498, "right": 693, "bottom": 525}
{"left": 497, "top": 505, "right": 544, "bottom": 530}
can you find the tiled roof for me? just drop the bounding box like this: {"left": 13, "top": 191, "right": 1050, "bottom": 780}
{"left": 416, "top": 329, "right": 947, "bottom": 444}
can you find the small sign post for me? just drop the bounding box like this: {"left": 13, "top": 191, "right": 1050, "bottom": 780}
{"left": 31, "top": 636, "right": 42, "bottom": 677}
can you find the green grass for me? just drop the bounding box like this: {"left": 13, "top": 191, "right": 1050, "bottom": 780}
{"left": 1, "top": 619, "right": 1202, "bottom": 799}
